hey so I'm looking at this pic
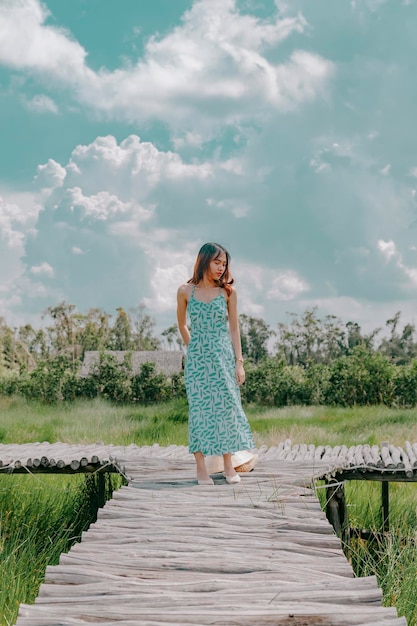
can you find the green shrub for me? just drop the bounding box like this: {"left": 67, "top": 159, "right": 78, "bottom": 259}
{"left": 131, "top": 363, "right": 171, "bottom": 404}
{"left": 393, "top": 360, "right": 417, "bottom": 407}
{"left": 21, "top": 355, "right": 76, "bottom": 403}
{"left": 171, "top": 372, "right": 186, "bottom": 399}
{"left": 242, "top": 357, "right": 312, "bottom": 406}
{"left": 304, "top": 363, "right": 331, "bottom": 405}
{"left": 325, "top": 346, "right": 395, "bottom": 406}
{"left": 89, "top": 352, "right": 132, "bottom": 403}
{"left": 0, "top": 372, "right": 21, "bottom": 396}
{"left": 2, "top": 345, "right": 417, "bottom": 408}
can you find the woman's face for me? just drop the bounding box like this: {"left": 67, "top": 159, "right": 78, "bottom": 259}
{"left": 207, "top": 253, "right": 227, "bottom": 282}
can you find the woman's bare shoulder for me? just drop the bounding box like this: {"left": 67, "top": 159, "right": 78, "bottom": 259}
{"left": 177, "top": 283, "right": 192, "bottom": 298}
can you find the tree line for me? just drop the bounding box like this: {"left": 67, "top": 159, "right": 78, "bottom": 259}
{"left": 1, "top": 302, "right": 417, "bottom": 406}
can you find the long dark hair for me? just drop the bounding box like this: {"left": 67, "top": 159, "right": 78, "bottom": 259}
{"left": 188, "top": 242, "right": 234, "bottom": 295}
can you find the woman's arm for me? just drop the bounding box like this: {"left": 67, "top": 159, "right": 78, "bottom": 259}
{"left": 177, "top": 285, "right": 191, "bottom": 347}
{"left": 227, "top": 288, "right": 245, "bottom": 385}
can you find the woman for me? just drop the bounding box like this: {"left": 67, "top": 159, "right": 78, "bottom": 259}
{"left": 177, "top": 242, "right": 255, "bottom": 485}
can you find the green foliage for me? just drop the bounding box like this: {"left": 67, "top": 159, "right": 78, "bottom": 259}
{"left": 110, "top": 307, "right": 132, "bottom": 350}
{"left": 239, "top": 314, "right": 273, "bottom": 363}
{"left": 161, "top": 324, "right": 184, "bottom": 351}
{"left": 0, "top": 473, "right": 121, "bottom": 626}
{"left": 3, "top": 346, "right": 417, "bottom": 408}
{"left": 325, "top": 346, "right": 395, "bottom": 406}
{"left": 276, "top": 307, "right": 383, "bottom": 366}
{"left": 242, "top": 357, "right": 328, "bottom": 407}
{"left": 171, "top": 372, "right": 186, "bottom": 399}
{"left": 131, "top": 362, "right": 172, "bottom": 404}
{"left": 89, "top": 351, "right": 133, "bottom": 403}
{"left": 20, "top": 355, "right": 76, "bottom": 403}
{"left": 379, "top": 311, "right": 417, "bottom": 365}
{"left": 393, "top": 360, "right": 417, "bottom": 406}
{"left": 0, "top": 371, "right": 21, "bottom": 396}
{"left": 315, "top": 480, "right": 417, "bottom": 626}
{"left": 277, "top": 307, "right": 347, "bottom": 366}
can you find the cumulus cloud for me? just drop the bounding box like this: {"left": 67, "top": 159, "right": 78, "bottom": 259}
{"left": 24, "top": 94, "right": 58, "bottom": 114}
{"left": 378, "top": 238, "right": 417, "bottom": 287}
{"left": 9, "top": 131, "right": 314, "bottom": 324}
{"left": 64, "top": 135, "right": 213, "bottom": 195}
{"left": 35, "top": 159, "right": 66, "bottom": 189}
{"left": 0, "top": 0, "right": 333, "bottom": 135}
{"left": 378, "top": 239, "right": 397, "bottom": 261}
{"left": 267, "top": 270, "right": 309, "bottom": 301}
{"left": 3, "top": 0, "right": 417, "bottom": 333}
{"left": 30, "top": 261, "right": 54, "bottom": 277}
{"left": 0, "top": 0, "right": 89, "bottom": 78}
{"left": 0, "top": 192, "right": 40, "bottom": 319}
{"left": 142, "top": 245, "right": 195, "bottom": 313}
{"left": 17, "top": 135, "right": 234, "bottom": 315}
{"left": 0, "top": 192, "right": 39, "bottom": 252}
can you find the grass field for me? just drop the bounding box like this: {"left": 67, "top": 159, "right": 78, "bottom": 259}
{"left": 1, "top": 396, "right": 417, "bottom": 447}
{"left": 0, "top": 397, "right": 416, "bottom": 625}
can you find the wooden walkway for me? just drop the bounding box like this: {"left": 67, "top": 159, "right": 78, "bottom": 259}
{"left": 0, "top": 443, "right": 408, "bottom": 625}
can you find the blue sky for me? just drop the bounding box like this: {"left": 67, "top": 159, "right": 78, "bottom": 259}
{"left": 1, "top": 0, "right": 417, "bottom": 336}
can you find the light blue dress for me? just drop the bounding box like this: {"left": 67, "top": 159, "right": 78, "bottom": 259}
{"left": 185, "top": 285, "right": 254, "bottom": 456}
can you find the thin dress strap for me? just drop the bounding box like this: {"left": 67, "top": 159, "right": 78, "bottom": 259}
{"left": 191, "top": 284, "right": 195, "bottom": 298}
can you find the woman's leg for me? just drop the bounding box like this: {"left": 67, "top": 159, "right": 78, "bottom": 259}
{"left": 194, "top": 451, "right": 213, "bottom": 484}
{"left": 223, "top": 453, "right": 240, "bottom": 483}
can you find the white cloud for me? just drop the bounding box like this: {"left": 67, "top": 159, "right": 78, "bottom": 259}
{"left": 30, "top": 261, "right": 54, "bottom": 277}
{"left": 142, "top": 243, "right": 195, "bottom": 313}
{"left": 24, "top": 94, "right": 58, "bottom": 114}
{"left": 65, "top": 135, "right": 213, "bottom": 195}
{"left": 378, "top": 239, "right": 397, "bottom": 261}
{"left": 35, "top": 159, "right": 66, "bottom": 189}
{"left": 206, "top": 196, "right": 250, "bottom": 217}
{"left": 172, "top": 132, "right": 204, "bottom": 150}
{"left": 232, "top": 262, "right": 265, "bottom": 316}
{"left": 0, "top": 191, "right": 40, "bottom": 320}
{"left": 0, "top": 0, "right": 89, "bottom": 78}
{"left": 144, "top": 263, "right": 190, "bottom": 313}
{"left": 11, "top": 135, "right": 226, "bottom": 316}
{"left": 267, "top": 270, "right": 309, "bottom": 301}
{"left": 65, "top": 188, "right": 148, "bottom": 223}
{"left": 378, "top": 238, "right": 417, "bottom": 287}
{"left": 0, "top": 0, "right": 333, "bottom": 135}
{"left": 220, "top": 159, "right": 244, "bottom": 175}
{"left": 0, "top": 192, "right": 39, "bottom": 251}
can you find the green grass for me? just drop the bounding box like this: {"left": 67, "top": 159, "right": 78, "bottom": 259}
{"left": 351, "top": 481, "right": 417, "bottom": 625}
{"left": 315, "top": 479, "right": 417, "bottom": 626}
{"left": 2, "top": 396, "right": 417, "bottom": 448}
{"left": 247, "top": 404, "right": 417, "bottom": 447}
{"left": 0, "top": 472, "right": 122, "bottom": 626}
{"left": 0, "top": 396, "right": 189, "bottom": 446}
{"left": 1, "top": 397, "right": 417, "bottom": 625}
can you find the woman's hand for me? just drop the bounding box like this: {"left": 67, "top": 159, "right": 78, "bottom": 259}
{"left": 235, "top": 361, "right": 245, "bottom": 386}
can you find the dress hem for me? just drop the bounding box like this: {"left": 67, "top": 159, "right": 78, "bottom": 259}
{"left": 189, "top": 444, "right": 255, "bottom": 456}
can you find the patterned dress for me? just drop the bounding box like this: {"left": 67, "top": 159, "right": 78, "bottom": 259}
{"left": 185, "top": 285, "right": 254, "bottom": 456}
